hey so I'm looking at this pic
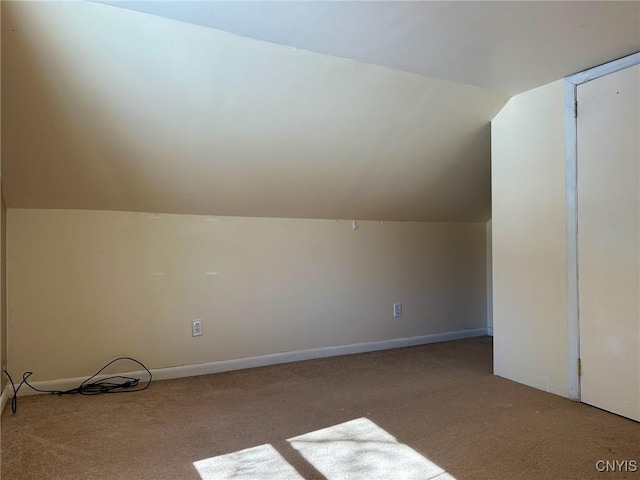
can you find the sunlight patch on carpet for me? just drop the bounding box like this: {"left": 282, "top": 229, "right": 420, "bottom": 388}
{"left": 287, "top": 417, "right": 456, "bottom": 480}
{"left": 194, "top": 444, "right": 304, "bottom": 480}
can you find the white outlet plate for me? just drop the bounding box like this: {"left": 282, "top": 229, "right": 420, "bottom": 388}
{"left": 393, "top": 302, "right": 402, "bottom": 318}
{"left": 192, "top": 319, "right": 203, "bottom": 336}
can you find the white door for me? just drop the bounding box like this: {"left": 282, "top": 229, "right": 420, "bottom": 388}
{"left": 577, "top": 63, "right": 640, "bottom": 421}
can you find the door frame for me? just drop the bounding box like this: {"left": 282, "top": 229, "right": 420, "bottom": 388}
{"left": 564, "top": 52, "right": 640, "bottom": 401}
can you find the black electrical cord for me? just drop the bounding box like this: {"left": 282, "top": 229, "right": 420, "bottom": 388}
{"left": 3, "top": 356, "right": 152, "bottom": 414}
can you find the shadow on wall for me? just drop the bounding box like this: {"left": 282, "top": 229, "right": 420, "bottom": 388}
{"left": 2, "top": 1, "right": 503, "bottom": 221}
{"left": 1, "top": 3, "right": 184, "bottom": 211}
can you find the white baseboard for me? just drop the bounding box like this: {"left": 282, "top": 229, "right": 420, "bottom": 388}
{"left": 16, "top": 327, "right": 487, "bottom": 397}
{"left": 487, "top": 327, "right": 494, "bottom": 336}
{"left": 408, "top": 327, "right": 487, "bottom": 346}
{"left": 1, "top": 384, "right": 11, "bottom": 415}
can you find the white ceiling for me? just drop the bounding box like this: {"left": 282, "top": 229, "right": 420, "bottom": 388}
{"left": 2, "top": 1, "right": 639, "bottom": 222}
{"left": 99, "top": 1, "right": 640, "bottom": 96}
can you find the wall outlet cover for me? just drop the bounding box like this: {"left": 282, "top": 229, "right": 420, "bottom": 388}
{"left": 192, "top": 319, "right": 203, "bottom": 336}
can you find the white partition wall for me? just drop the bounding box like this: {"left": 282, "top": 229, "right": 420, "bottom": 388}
{"left": 491, "top": 80, "right": 570, "bottom": 397}
{"left": 486, "top": 220, "right": 493, "bottom": 336}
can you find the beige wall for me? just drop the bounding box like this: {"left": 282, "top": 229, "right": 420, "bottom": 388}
{"left": 491, "top": 80, "right": 569, "bottom": 397}
{"left": 7, "top": 209, "right": 487, "bottom": 381}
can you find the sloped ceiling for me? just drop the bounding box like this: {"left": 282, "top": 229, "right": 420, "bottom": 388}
{"left": 2, "top": 1, "right": 639, "bottom": 221}
{"left": 98, "top": 1, "right": 640, "bottom": 96}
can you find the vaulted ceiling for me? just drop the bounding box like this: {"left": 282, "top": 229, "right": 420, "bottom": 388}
{"left": 99, "top": 0, "right": 640, "bottom": 97}
{"left": 2, "top": 1, "right": 638, "bottom": 221}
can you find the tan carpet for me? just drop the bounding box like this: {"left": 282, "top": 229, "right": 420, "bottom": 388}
{"left": 1, "top": 337, "right": 638, "bottom": 479}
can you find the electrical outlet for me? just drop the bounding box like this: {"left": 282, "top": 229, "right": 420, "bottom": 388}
{"left": 393, "top": 302, "right": 402, "bottom": 318}
{"left": 192, "top": 319, "right": 203, "bottom": 337}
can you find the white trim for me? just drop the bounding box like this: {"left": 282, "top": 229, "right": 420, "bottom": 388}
{"left": 564, "top": 78, "right": 580, "bottom": 401}
{"left": 1, "top": 384, "right": 11, "bottom": 414}
{"left": 14, "top": 328, "right": 487, "bottom": 397}
{"left": 408, "top": 327, "right": 487, "bottom": 346}
{"left": 487, "top": 327, "right": 493, "bottom": 337}
{"left": 567, "top": 53, "right": 640, "bottom": 86}
{"left": 564, "top": 52, "right": 640, "bottom": 402}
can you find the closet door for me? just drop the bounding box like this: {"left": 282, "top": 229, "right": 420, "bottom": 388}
{"left": 577, "top": 63, "right": 640, "bottom": 421}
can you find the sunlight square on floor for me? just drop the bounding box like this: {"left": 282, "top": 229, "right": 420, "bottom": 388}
{"left": 288, "top": 418, "right": 455, "bottom": 480}
{"left": 193, "top": 417, "right": 455, "bottom": 480}
{"left": 193, "top": 444, "right": 304, "bottom": 480}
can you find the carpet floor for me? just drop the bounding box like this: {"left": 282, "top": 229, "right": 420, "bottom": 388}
{"left": 1, "top": 337, "right": 638, "bottom": 479}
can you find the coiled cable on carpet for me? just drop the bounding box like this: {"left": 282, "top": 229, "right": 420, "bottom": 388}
{"left": 3, "top": 356, "right": 152, "bottom": 414}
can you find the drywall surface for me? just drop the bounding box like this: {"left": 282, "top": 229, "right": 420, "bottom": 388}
{"left": 486, "top": 219, "right": 493, "bottom": 335}
{"left": 1, "top": 1, "right": 506, "bottom": 222}
{"left": 7, "top": 209, "right": 487, "bottom": 381}
{"left": 491, "top": 80, "right": 568, "bottom": 397}
{"left": 101, "top": 1, "right": 640, "bottom": 96}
